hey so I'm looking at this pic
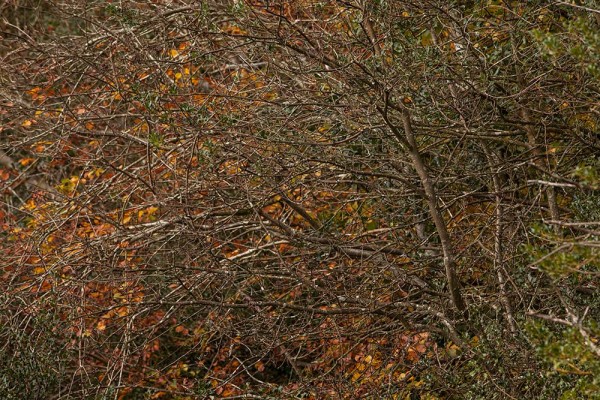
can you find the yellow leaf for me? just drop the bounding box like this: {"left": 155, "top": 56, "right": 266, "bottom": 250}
{"left": 146, "top": 206, "right": 159, "bottom": 216}
{"left": 446, "top": 343, "right": 460, "bottom": 358}
{"left": 22, "top": 120, "right": 32, "bottom": 127}
{"left": 169, "top": 49, "right": 179, "bottom": 58}
{"left": 421, "top": 31, "right": 433, "bottom": 46}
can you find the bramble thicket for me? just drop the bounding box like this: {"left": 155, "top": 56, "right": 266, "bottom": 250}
{"left": 1, "top": 1, "right": 599, "bottom": 399}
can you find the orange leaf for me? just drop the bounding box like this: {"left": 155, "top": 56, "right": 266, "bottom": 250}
{"left": 255, "top": 361, "right": 265, "bottom": 372}
{"left": 116, "top": 306, "right": 129, "bottom": 317}
{"left": 97, "top": 320, "right": 107, "bottom": 331}
{"left": 19, "top": 158, "right": 35, "bottom": 166}
{"left": 406, "top": 348, "right": 419, "bottom": 362}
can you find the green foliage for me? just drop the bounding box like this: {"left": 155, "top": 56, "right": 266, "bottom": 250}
{"left": 533, "top": 12, "right": 600, "bottom": 79}
{"left": 148, "top": 131, "right": 164, "bottom": 148}
{"left": 527, "top": 321, "right": 600, "bottom": 399}
{"left": 573, "top": 162, "right": 600, "bottom": 190}
{"left": 0, "top": 307, "right": 67, "bottom": 399}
